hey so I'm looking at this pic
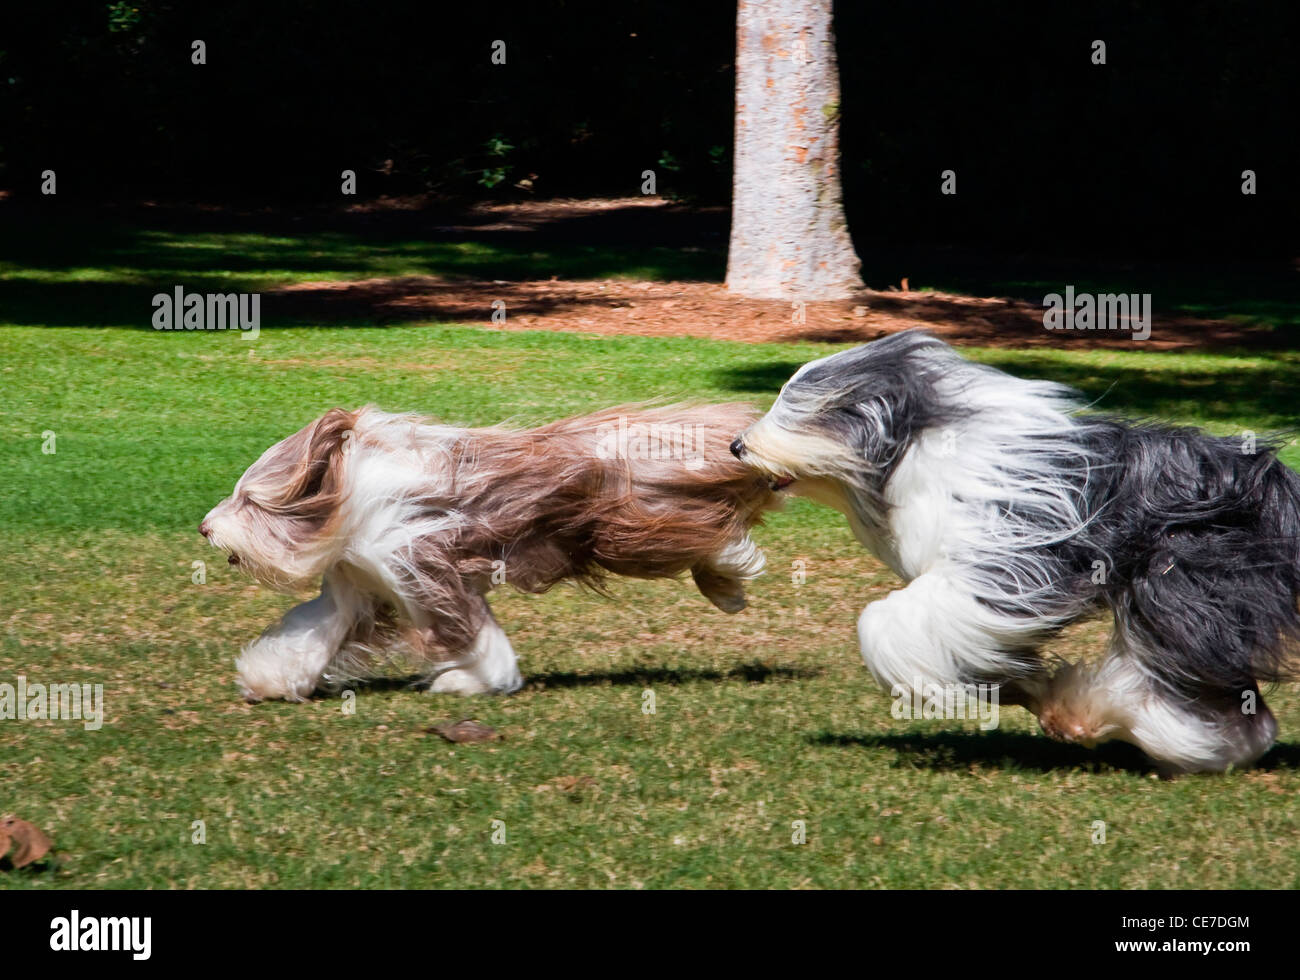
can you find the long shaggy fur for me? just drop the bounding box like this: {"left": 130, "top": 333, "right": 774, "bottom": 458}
{"left": 202, "top": 402, "right": 775, "bottom": 702}
{"left": 732, "top": 330, "right": 1300, "bottom": 772}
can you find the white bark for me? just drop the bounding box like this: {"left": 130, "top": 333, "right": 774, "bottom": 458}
{"left": 726, "top": 0, "right": 863, "bottom": 300}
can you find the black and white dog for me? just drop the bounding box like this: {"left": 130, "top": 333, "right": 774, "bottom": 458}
{"left": 731, "top": 330, "right": 1299, "bottom": 773}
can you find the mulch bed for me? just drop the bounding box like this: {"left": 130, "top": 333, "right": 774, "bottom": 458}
{"left": 272, "top": 274, "right": 1281, "bottom": 351}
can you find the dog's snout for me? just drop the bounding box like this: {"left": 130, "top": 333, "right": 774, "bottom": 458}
{"left": 199, "top": 519, "right": 211, "bottom": 539}
{"left": 729, "top": 438, "right": 745, "bottom": 460}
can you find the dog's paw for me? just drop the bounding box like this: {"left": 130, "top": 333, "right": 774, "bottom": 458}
{"left": 1037, "top": 706, "right": 1116, "bottom": 748}
{"left": 427, "top": 667, "right": 521, "bottom": 696}
{"left": 706, "top": 591, "right": 747, "bottom": 614}
{"left": 427, "top": 669, "right": 491, "bottom": 696}
{"left": 691, "top": 568, "right": 748, "bottom": 614}
{"left": 234, "top": 667, "right": 315, "bottom": 703}
{"left": 1038, "top": 708, "right": 1089, "bottom": 743}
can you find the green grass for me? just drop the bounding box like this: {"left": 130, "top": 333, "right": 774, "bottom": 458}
{"left": 2, "top": 323, "right": 1299, "bottom": 889}
{"left": 2, "top": 223, "right": 1299, "bottom": 888}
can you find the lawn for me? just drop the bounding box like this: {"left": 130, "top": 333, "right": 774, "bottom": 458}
{"left": 2, "top": 225, "right": 1299, "bottom": 889}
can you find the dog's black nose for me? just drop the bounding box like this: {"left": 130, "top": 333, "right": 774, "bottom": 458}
{"left": 729, "top": 438, "right": 744, "bottom": 459}
{"left": 199, "top": 520, "right": 211, "bottom": 538}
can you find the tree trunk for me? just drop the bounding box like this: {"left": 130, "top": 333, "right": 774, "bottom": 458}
{"left": 726, "top": 0, "right": 862, "bottom": 300}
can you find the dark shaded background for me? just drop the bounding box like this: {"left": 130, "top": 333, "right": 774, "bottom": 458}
{"left": 1, "top": 1, "right": 1296, "bottom": 260}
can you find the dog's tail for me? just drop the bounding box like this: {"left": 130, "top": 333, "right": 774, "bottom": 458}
{"left": 537, "top": 400, "right": 778, "bottom": 594}
{"left": 1115, "top": 429, "right": 1300, "bottom": 699}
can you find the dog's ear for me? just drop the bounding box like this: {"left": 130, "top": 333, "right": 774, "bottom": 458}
{"left": 283, "top": 407, "right": 356, "bottom": 504}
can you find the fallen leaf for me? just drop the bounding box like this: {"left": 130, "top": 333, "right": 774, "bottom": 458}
{"left": 0, "top": 817, "right": 53, "bottom": 869}
{"left": 427, "top": 719, "right": 499, "bottom": 743}
{"left": 553, "top": 775, "right": 597, "bottom": 796}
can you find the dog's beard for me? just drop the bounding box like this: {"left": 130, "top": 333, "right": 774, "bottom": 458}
{"left": 204, "top": 505, "right": 339, "bottom": 591}
{"left": 735, "top": 415, "right": 862, "bottom": 495}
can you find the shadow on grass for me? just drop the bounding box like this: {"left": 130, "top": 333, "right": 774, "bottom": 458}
{"left": 325, "top": 661, "right": 820, "bottom": 697}
{"left": 0, "top": 200, "right": 727, "bottom": 329}
{"left": 327, "top": 675, "right": 427, "bottom": 695}
{"left": 0, "top": 202, "right": 725, "bottom": 301}
{"left": 1255, "top": 742, "right": 1300, "bottom": 771}
{"left": 0, "top": 276, "right": 656, "bottom": 329}
{"left": 711, "top": 361, "right": 805, "bottom": 397}
{"left": 979, "top": 351, "right": 1300, "bottom": 427}
{"left": 712, "top": 352, "right": 1300, "bottom": 428}
{"left": 810, "top": 729, "right": 1300, "bottom": 775}
{"left": 525, "top": 661, "right": 822, "bottom": 689}
{"left": 6, "top": 199, "right": 1300, "bottom": 342}
{"left": 808, "top": 729, "right": 1156, "bottom": 774}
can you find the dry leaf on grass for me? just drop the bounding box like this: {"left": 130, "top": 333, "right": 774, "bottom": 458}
{"left": 426, "top": 719, "right": 499, "bottom": 743}
{"left": 0, "top": 817, "right": 53, "bottom": 869}
{"left": 552, "top": 775, "right": 597, "bottom": 797}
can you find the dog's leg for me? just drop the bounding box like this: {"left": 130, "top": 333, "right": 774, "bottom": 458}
{"left": 1033, "top": 650, "right": 1277, "bottom": 774}
{"left": 425, "top": 598, "right": 523, "bottom": 696}
{"left": 691, "top": 533, "right": 765, "bottom": 613}
{"left": 317, "top": 606, "right": 395, "bottom": 693}
{"left": 235, "top": 572, "right": 367, "bottom": 702}
{"left": 857, "top": 570, "right": 1045, "bottom": 696}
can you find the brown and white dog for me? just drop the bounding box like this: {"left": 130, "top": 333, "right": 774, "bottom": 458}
{"left": 200, "top": 403, "right": 776, "bottom": 701}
